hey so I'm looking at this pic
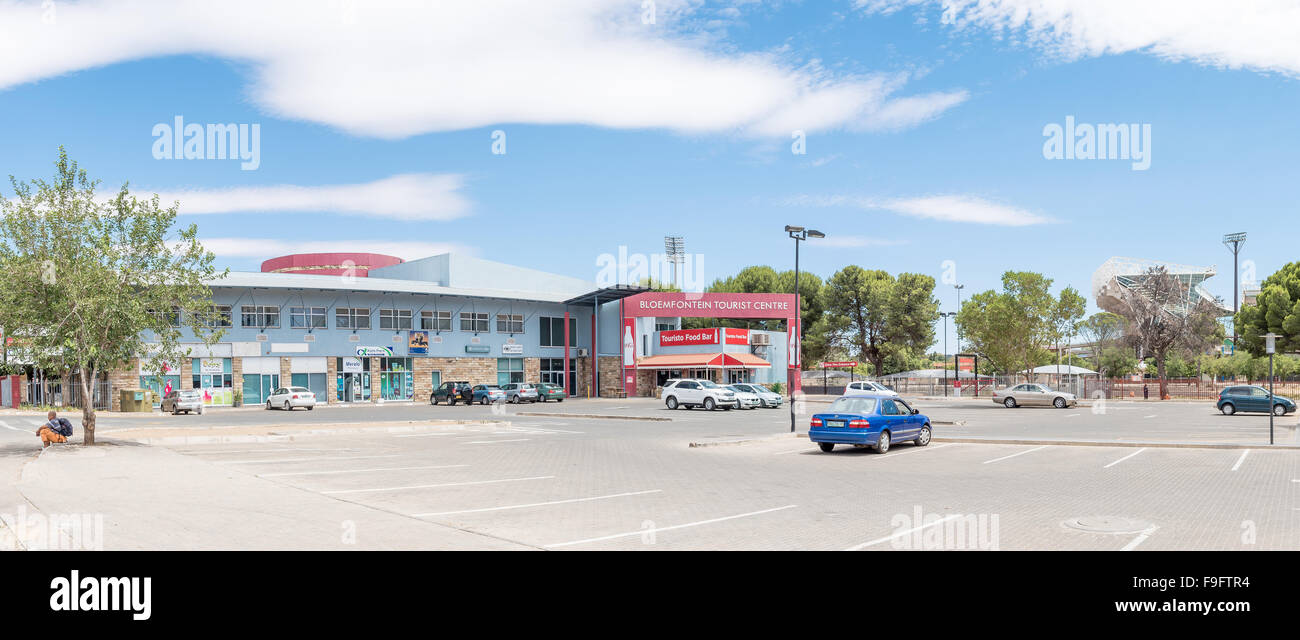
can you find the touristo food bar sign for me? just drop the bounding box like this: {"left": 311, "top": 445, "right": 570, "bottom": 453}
{"left": 624, "top": 292, "right": 797, "bottom": 319}
{"left": 660, "top": 328, "right": 749, "bottom": 347}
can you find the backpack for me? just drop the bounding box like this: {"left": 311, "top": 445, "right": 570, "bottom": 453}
{"left": 53, "top": 417, "right": 73, "bottom": 437}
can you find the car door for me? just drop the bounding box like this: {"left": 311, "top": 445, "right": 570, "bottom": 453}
{"left": 1025, "top": 384, "right": 1047, "bottom": 406}
{"left": 879, "top": 399, "right": 904, "bottom": 433}
{"left": 893, "top": 398, "right": 919, "bottom": 436}
{"left": 677, "top": 381, "right": 701, "bottom": 405}
{"left": 1248, "top": 386, "right": 1270, "bottom": 412}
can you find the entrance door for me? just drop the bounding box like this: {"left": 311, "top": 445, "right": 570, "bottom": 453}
{"left": 430, "top": 371, "right": 441, "bottom": 397}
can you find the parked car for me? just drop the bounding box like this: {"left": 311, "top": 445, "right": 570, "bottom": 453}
{"left": 266, "top": 386, "right": 316, "bottom": 411}
{"left": 729, "top": 383, "right": 784, "bottom": 408}
{"left": 992, "top": 383, "right": 1077, "bottom": 409}
{"left": 535, "top": 382, "right": 567, "bottom": 402}
{"left": 809, "top": 394, "right": 931, "bottom": 454}
{"left": 844, "top": 380, "right": 898, "bottom": 397}
{"left": 472, "top": 384, "right": 506, "bottom": 404}
{"left": 161, "top": 389, "right": 205, "bottom": 415}
{"left": 661, "top": 378, "right": 736, "bottom": 411}
{"left": 1217, "top": 385, "right": 1296, "bottom": 416}
{"left": 431, "top": 381, "right": 474, "bottom": 405}
{"left": 501, "top": 382, "right": 539, "bottom": 403}
{"left": 725, "top": 384, "right": 761, "bottom": 409}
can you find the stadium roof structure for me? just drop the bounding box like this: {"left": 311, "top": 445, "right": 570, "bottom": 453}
{"left": 1092, "top": 257, "right": 1229, "bottom": 317}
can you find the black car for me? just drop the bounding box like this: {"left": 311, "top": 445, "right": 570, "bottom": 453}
{"left": 431, "top": 381, "right": 474, "bottom": 405}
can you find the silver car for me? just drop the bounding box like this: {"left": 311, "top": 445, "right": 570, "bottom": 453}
{"left": 992, "top": 383, "right": 1078, "bottom": 409}
{"left": 730, "top": 383, "right": 784, "bottom": 408}
{"left": 161, "top": 389, "right": 204, "bottom": 415}
{"left": 501, "top": 382, "right": 539, "bottom": 403}
{"left": 725, "top": 384, "right": 762, "bottom": 409}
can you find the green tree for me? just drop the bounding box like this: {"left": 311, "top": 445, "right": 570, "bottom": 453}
{"left": 1046, "top": 286, "right": 1086, "bottom": 375}
{"left": 1111, "top": 265, "right": 1223, "bottom": 399}
{"left": 687, "top": 265, "right": 826, "bottom": 363}
{"left": 956, "top": 271, "right": 1058, "bottom": 381}
{"left": 815, "top": 266, "right": 938, "bottom": 375}
{"left": 1098, "top": 346, "right": 1137, "bottom": 377}
{"left": 0, "top": 149, "right": 226, "bottom": 444}
{"left": 1077, "top": 311, "right": 1124, "bottom": 372}
{"left": 1235, "top": 261, "right": 1300, "bottom": 356}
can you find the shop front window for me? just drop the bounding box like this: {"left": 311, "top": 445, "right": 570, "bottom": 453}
{"left": 335, "top": 357, "right": 371, "bottom": 403}
{"left": 380, "top": 357, "right": 414, "bottom": 401}
{"left": 497, "top": 357, "right": 524, "bottom": 386}
{"left": 191, "top": 358, "right": 233, "bottom": 405}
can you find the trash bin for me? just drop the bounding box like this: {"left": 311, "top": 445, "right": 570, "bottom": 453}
{"left": 119, "top": 388, "right": 152, "bottom": 412}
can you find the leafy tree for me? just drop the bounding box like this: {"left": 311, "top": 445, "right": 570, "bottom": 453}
{"left": 1235, "top": 261, "right": 1300, "bottom": 356}
{"left": 1045, "top": 286, "right": 1086, "bottom": 375}
{"left": 1110, "top": 265, "right": 1223, "bottom": 399}
{"left": 815, "top": 266, "right": 938, "bottom": 375}
{"left": 955, "top": 271, "right": 1059, "bottom": 381}
{"left": 1077, "top": 311, "right": 1124, "bottom": 371}
{"left": 1097, "top": 346, "right": 1137, "bottom": 377}
{"left": 0, "top": 149, "right": 226, "bottom": 444}
{"left": 686, "top": 265, "right": 826, "bottom": 363}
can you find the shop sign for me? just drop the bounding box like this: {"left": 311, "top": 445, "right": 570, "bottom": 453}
{"left": 465, "top": 345, "right": 490, "bottom": 354}
{"left": 199, "top": 358, "right": 225, "bottom": 375}
{"left": 502, "top": 344, "right": 523, "bottom": 355}
{"left": 821, "top": 361, "right": 858, "bottom": 368}
{"left": 341, "top": 357, "right": 364, "bottom": 373}
{"left": 356, "top": 346, "right": 393, "bottom": 357}
{"left": 408, "top": 331, "right": 429, "bottom": 355}
{"left": 659, "top": 328, "right": 719, "bottom": 347}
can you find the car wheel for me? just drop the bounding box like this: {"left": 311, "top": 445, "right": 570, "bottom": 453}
{"left": 818, "top": 442, "right": 834, "bottom": 453}
{"left": 431, "top": 395, "right": 439, "bottom": 405}
{"left": 1053, "top": 397, "right": 1068, "bottom": 409}
{"left": 665, "top": 396, "right": 679, "bottom": 410}
{"left": 557, "top": 398, "right": 563, "bottom": 402}
{"left": 1221, "top": 403, "right": 1235, "bottom": 416}
{"left": 704, "top": 397, "right": 716, "bottom": 411}
{"left": 874, "top": 431, "right": 891, "bottom": 454}
{"left": 915, "top": 425, "right": 931, "bottom": 447}
{"left": 266, "top": 401, "right": 273, "bottom": 410}
{"left": 1273, "top": 403, "right": 1286, "bottom": 416}
{"left": 284, "top": 401, "right": 292, "bottom": 411}
{"left": 306, "top": 406, "right": 312, "bottom": 411}
{"left": 1003, "top": 397, "right": 1017, "bottom": 408}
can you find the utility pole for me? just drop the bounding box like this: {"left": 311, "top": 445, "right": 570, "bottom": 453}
{"left": 784, "top": 225, "right": 824, "bottom": 433}
{"left": 1223, "top": 232, "right": 1246, "bottom": 348}
{"left": 954, "top": 284, "right": 965, "bottom": 351}
{"left": 940, "top": 312, "right": 956, "bottom": 397}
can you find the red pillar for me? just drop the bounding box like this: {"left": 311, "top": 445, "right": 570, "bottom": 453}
{"left": 563, "top": 311, "right": 570, "bottom": 396}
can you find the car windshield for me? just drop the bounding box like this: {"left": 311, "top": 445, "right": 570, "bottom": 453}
{"left": 485, "top": 385, "right": 501, "bottom": 390}
{"left": 179, "top": 391, "right": 201, "bottom": 398}
{"left": 830, "top": 397, "right": 877, "bottom": 414}
{"left": 290, "top": 387, "right": 310, "bottom": 393}
{"left": 699, "top": 380, "right": 720, "bottom": 388}
{"left": 727, "top": 385, "right": 746, "bottom": 392}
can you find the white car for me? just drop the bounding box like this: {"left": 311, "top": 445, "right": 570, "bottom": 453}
{"left": 725, "top": 384, "right": 762, "bottom": 409}
{"left": 266, "top": 386, "right": 316, "bottom": 411}
{"left": 661, "top": 379, "right": 736, "bottom": 411}
{"left": 161, "top": 389, "right": 204, "bottom": 415}
{"left": 844, "top": 380, "right": 898, "bottom": 397}
{"left": 730, "top": 383, "right": 784, "bottom": 408}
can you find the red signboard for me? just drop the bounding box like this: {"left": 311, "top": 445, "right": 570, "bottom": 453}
{"left": 623, "top": 292, "right": 797, "bottom": 319}
{"left": 659, "top": 327, "right": 750, "bottom": 346}
{"left": 821, "top": 361, "right": 858, "bottom": 368}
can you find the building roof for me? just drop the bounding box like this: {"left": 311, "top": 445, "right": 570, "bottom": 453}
{"left": 1029, "top": 364, "right": 1098, "bottom": 375}
{"left": 208, "top": 271, "right": 590, "bottom": 304}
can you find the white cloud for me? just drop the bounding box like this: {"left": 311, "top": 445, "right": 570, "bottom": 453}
{"left": 782, "top": 193, "right": 1054, "bottom": 226}
{"left": 194, "top": 238, "right": 477, "bottom": 262}
{"left": 149, "top": 174, "right": 470, "bottom": 221}
{"left": 0, "top": 0, "right": 966, "bottom": 138}
{"left": 858, "top": 0, "right": 1300, "bottom": 77}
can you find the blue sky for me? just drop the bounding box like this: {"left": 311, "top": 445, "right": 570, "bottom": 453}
{"left": 2, "top": 0, "right": 1298, "bottom": 352}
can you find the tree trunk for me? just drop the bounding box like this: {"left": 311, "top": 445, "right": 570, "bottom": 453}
{"left": 1156, "top": 356, "right": 1169, "bottom": 401}
{"left": 79, "top": 365, "right": 96, "bottom": 445}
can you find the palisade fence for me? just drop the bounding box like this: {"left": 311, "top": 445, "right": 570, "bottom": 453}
{"left": 25, "top": 375, "right": 112, "bottom": 411}
{"left": 802, "top": 372, "right": 1300, "bottom": 401}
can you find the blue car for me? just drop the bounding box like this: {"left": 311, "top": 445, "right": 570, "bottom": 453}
{"left": 1216, "top": 385, "right": 1296, "bottom": 416}
{"left": 809, "top": 394, "right": 932, "bottom": 454}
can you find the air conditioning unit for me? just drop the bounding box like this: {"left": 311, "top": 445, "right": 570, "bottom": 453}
{"left": 751, "top": 333, "right": 770, "bottom": 345}
{"left": 576, "top": 348, "right": 589, "bottom": 357}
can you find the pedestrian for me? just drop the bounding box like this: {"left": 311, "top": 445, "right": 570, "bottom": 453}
{"left": 36, "top": 410, "right": 73, "bottom": 448}
{"left": 1143, "top": 384, "right": 1149, "bottom": 400}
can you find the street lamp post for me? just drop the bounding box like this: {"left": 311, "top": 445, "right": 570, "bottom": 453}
{"left": 1223, "top": 232, "right": 1246, "bottom": 347}
{"left": 1264, "top": 332, "right": 1279, "bottom": 445}
{"left": 940, "top": 312, "right": 956, "bottom": 397}
{"left": 785, "top": 225, "right": 824, "bottom": 433}
{"left": 953, "top": 284, "right": 965, "bottom": 351}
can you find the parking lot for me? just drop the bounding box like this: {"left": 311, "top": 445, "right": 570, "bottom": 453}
{"left": 5, "top": 394, "right": 1284, "bottom": 550}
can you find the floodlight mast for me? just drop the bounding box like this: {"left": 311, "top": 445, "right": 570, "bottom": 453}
{"left": 1223, "top": 232, "right": 1246, "bottom": 346}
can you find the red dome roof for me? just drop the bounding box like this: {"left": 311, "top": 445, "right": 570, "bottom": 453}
{"left": 260, "top": 253, "right": 403, "bottom": 277}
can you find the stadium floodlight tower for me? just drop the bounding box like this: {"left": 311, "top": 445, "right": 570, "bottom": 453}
{"left": 1223, "top": 232, "right": 1246, "bottom": 343}
{"left": 664, "top": 236, "right": 685, "bottom": 289}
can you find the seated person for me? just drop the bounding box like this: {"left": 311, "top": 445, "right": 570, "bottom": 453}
{"left": 36, "top": 411, "right": 72, "bottom": 447}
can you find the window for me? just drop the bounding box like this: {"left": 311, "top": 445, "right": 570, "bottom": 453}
{"left": 422, "top": 310, "right": 452, "bottom": 331}
{"left": 655, "top": 322, "right": 676, "bottom": 332}
{"left": 497, "top": 357, "right": 524, "bottom": 386}
{"left": 539, "top": 316, "right": 579, "bottom": 347}
{"left": 151, "top": 306, "right": 181, "bottom": 327}
{"left": 460, "top": 312, "right": 489, "bottom": 333}
{"left": 336, "top": 307, "right": 371, "bottom": 330}
{"left": 380, "top": 357, "right": 414, "bottom": 400}
{"left": 290, "top": 306, "right": 326, "bottom": 329}
{"left": 206, "top": 305, "right": 232, "bottom": 328}
{"left": 496, "top": 313, "right": 524, "bottom": 334}
{"left": 241, "top": 305, "right": 280, "bottom": 328}
{"left": 380, "top": 309, "right": 413, "bottom": 330}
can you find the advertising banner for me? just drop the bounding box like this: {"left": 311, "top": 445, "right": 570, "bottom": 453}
{"left": 408, "top": 331, "right": 429, "bottom": 355}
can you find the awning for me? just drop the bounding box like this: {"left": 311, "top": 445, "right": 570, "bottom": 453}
{"left": 635, "top": 353, "right": 771, "bottom": 369}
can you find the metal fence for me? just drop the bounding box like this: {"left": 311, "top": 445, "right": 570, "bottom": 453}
{"left": 806, "top": 374, "right": 1300, "bottom": 401}
{"left": 25, "top": 376, "right": 112, "bottom": 411}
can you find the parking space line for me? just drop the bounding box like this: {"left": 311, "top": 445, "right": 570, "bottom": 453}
{"left": 394, "top": 433, "right": 460, "bottom": 438}
{"left": 543, "top": 504, "right": 798, "bottom": 548}
{"left": 982, "top": 445, "right": 1048, "bottom": 465}
{"left": 321, "top": 475, "right": 554, "bottom": 495}
{"left": 1065, "top": 414, "right": 1080, "bottom": 418}
{"left": 180, "top": 447, "right": 365, "bottom": 454}
{"left": 1121, "top": 526, "right": 1158, "bottom": 551}
{"left": 1231, "top": 449, "right": 1250, "bottom": 471}
{"left": 845, "top": 514, "right": 963, "bottom": 551}
{"left": 1103, "top": 448, "right": 1147, "bottom": 469}
{"left": 216, "top": 454, "right": 401, "bottom": 465}
{"left": 464, "top": 439, "right": 531, "bottom": 444}
{"left": 259, "top": 464, "right": 469, "bottom": 478}
{"left": 1144, "top": 415, "right": 1157, "bottom": 419}
{"left": 412, "top": 489, "right": 663, "bottom": 517}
